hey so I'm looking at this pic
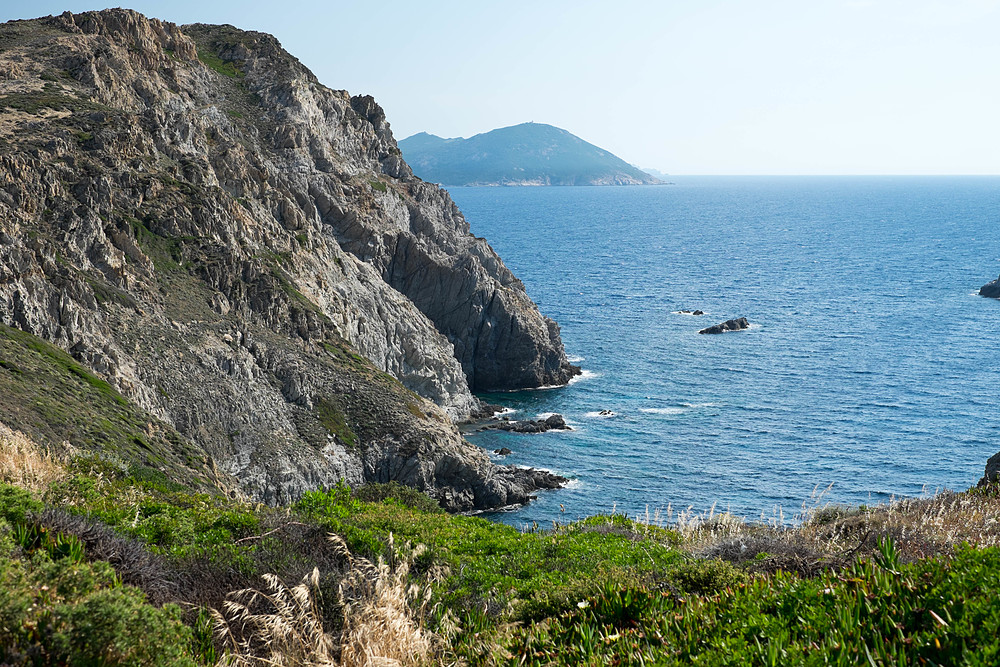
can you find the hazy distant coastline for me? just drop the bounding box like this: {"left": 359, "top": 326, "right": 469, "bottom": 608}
{"left": 399, "top": 122, "right": 662, "bottom": 187}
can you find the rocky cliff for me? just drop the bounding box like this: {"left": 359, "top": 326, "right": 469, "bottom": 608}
{"left": 0, "top": 9, "right": 575, "bottom": 510}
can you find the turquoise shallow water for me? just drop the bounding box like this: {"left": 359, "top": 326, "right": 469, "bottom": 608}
{"left": 447, "top": 177, "right": 1000, "bottom": 527}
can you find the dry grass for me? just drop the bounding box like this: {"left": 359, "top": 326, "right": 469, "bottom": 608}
{"left": 213, "top": 567, "right": 334, "bottom": 666}
{"left": 624, "top": 483, "right": 1000, "bottom": 576}
{"left": 212, "top": 533, "right": 437, "bottom": 667}
{"left": 333, "top": 534, "right": 436, "bottom": 667}
{"left": 0, "top": 420, "right": 66, "bottom": 492}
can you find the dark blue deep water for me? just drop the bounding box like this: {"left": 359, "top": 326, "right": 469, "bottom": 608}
{"left": 448, "top": 177, "right": 1000, "bottom": 527}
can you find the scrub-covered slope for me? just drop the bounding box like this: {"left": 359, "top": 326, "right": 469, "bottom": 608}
{"left": 0, "top": 9, "right": 571, "bottom": 509}
{"left": 399, "top": 122, "right": 662, "bottom": 186}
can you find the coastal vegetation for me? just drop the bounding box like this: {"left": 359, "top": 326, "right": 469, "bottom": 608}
{"left": 2, "top": 9, "right": 998, "bottom": 666}
{"left": 3, "top": 424, "right": 1000, "bottom": 665}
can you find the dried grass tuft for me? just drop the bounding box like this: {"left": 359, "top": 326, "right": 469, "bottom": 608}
{"left": 212, "top": 533, "right": 437, "bottom": 667}
{"left": 628, "top": 483, "right": 1000, "bottom": 574}
{"left": 213, "top": 567, "right": 334, "bottom": 666}
{"left": 0, "top": 421, "right": 66, "bottom": 492}
{"left": 334, "top": 534, "right": 436, "bottom": 667}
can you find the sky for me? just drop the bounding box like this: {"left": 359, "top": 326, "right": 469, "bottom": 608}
{"left": 2, "top": 0, "right": 999, "bottom": 174}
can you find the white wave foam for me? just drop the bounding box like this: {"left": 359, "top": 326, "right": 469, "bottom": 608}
{"left": 639, "top": 407, "right": 685, "bottom": 415}
{"left": 568, "top": 369, "right": 599, "bottom": 385}
{"left": 495, "top": 407, "right": 519, "bottom": 417}
{"left": 525, "top": 369, "right": 599, "bottom": 391}
{"left": 584, "top": 410, "right": 617, "bottom": 418}
{"left": 567, "top": 355, "right": 585, "bottom": 363}
{"left": 680, "top": 402, "right": 720, "bottom": 408}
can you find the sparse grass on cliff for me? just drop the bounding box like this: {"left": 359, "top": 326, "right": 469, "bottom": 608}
{"left": 0, "top": 422, "right": 66, "bottom": 492}
{"left": 0, "top": 324, "right": 217, "bottom": 491}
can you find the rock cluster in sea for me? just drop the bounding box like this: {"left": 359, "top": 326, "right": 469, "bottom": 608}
{"left": 0, "top": 9, "right": 579, "bottom": 511}
{"left": 699, "top": 318, "right": 750, "bottom": 334}
{"left": 478, "top": 413, "right": 571, "bottom": 434}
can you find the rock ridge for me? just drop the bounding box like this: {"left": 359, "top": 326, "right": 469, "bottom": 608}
{"left": 0, "top": 9, "right": 575, "bottom": 510}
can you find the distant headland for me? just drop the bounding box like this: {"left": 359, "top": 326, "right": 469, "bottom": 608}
{"left": 398, "top": 122, "right": 663, "bottom": 187}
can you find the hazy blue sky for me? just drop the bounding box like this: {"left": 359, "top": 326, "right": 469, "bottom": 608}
{"left": 3, "top": 1, "right": 998, "bottom": 174}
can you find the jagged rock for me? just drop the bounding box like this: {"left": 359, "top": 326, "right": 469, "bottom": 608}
{"left": 0, "top": 9, "right": 574, "bottom": 511}
{"left": 699, "top": 318, "right": 750, "bottom": 334}
{"left": 479, "top": 413, "right": 571, "bottom": 434}
{"left": 678, "top": 309, "right": 705, "bottom": 316}
{"left": 469, "top": 402, "right": 504, "bottom": 421}
{"left": 495, "top": 447, "right": 512, "bottom": 456}
{"left": 978, "top": 451, "right": 1000, "bottom": 487}
{"left": 980, "top": 275, "right": 1000, "bottom": 298}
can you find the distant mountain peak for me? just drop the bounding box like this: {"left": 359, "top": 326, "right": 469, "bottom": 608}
{"left": 399, "top": 123, "right": 662, "bottom": 186}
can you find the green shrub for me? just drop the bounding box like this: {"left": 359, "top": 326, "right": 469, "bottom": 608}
{"left": 196, "top": 50, "right": 243, "bottom": 78}
{"left": 352, "top": 481, "right": 443, "bottom": 513}
{"left": 492, "top": 543, "right": 1000, "bottom": 665}
{"left": 667, "top": 556, "right": 749, "bottom": 595}
{"left": 0, "top": 484, "right": 43, "bottom": 524}
{"left": 0, "top": 549, "right": 196, "bottom": 665}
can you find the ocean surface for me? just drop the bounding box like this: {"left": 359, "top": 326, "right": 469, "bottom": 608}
{"left": 446, "top": 177, "right": 1000, "bottom": 528}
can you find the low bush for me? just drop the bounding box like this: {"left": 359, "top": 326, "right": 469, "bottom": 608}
{"left": 0, "top": 538, "right": 197, "bottom": 665}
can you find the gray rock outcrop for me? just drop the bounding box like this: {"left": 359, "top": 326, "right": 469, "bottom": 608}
{"left": 699, "top": 318, "right": 750, "bottom": 334}
{"left": 0, "top": 10, "right": 575, "bottom": 510}
{"left": 978, "top": 451, "right": 1000, "bottom": 487}
{"left": 980, "top": 275, "right": 1000, "bottom": 298}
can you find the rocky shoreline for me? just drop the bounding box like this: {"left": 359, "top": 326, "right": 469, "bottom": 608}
{"left": 0, "top": 9, "right": 576, "bottom": 512}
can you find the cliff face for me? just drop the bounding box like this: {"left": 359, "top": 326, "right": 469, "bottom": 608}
{"left": 0, "top": 10, "right": 573, "bottom": 509}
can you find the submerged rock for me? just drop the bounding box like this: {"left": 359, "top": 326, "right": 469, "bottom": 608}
{"left": 980, "top": 275, "right": 1000, "bottom": 298}
{"left": 699, "top": 318, "right": 750, "bottom": 334}
{"left": 678, "top": 309, "right": 705, "bottom": 316}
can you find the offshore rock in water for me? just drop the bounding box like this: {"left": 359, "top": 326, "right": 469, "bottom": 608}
{"left": 980, "top": 275, "right": 1000, "bottom": 298}
{"left": 699, "top": 317, "right": 750, "bottom": 334}
{"left": 479, "top": 413, "right": 571, "bottom": 434}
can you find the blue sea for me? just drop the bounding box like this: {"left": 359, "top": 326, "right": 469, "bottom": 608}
{"left": 447, "top": 177, "right": 1000, "bottom": 527}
